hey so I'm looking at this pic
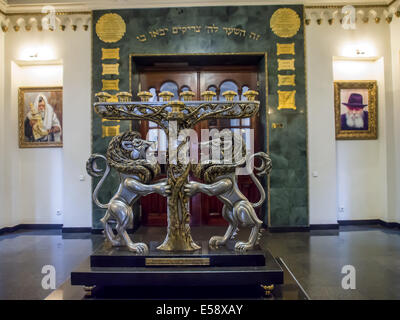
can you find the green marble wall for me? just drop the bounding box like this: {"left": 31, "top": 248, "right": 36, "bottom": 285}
{"left": 92, "top": 5, "right": 308, "bottom": 228}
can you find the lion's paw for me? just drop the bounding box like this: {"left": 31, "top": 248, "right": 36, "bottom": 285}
{"left": 127, "top": 242, "right": 148, "bottom": 254}
{"left": 234, "top": 241, "right": 252, "bottom": 252}
{"left": 209, "top": 236, "right": 226, "bottom": 247}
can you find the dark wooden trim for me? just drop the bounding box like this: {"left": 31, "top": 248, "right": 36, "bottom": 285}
{"left": 138, "top": 65, "right": 259, "bottom": 72}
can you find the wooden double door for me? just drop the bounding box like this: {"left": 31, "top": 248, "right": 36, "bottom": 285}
{"left": 138, "top": 66, "right": 262, "bottom": 226}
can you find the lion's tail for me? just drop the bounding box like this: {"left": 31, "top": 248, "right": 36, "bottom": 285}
{"left": 86, "top": 154, "right": 110, "bottom": 209}
{"left": 246, "top": 152, "right": 272, "bottom": 209}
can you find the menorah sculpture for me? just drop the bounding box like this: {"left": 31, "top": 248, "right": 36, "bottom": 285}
{"left": 89, "top": 89, "right": 271, "bottom": 252}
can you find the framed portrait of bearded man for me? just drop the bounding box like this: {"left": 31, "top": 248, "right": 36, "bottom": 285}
{"left": 18, "top": 87, "right": 63, "bottom": 148}
{"left": 334, "top": 81, "right": 377, "bottom": 140}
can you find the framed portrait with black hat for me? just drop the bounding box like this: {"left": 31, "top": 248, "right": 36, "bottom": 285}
{"left": 334, "top": 81, "right": 377, "bottom": 140}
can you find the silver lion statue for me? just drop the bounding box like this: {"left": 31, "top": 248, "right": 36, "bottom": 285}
{"left": 86, "top": 131, "right": 171, "bottom": 253}
{"left": 185, "top": 135, "right": 272, "bottom": 251}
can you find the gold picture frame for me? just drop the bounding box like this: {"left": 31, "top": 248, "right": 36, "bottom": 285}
{"left": 334, "top": 81, "right": 377, "bottom": 140}
{"left": 18, "top": 87, "right": 63, "bottom": 148}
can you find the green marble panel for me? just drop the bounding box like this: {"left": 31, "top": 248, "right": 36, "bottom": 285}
{"left": 270, "top": 188, "right": 290, "bottom": 226}
{"left": 91, "top": 5, "right": 308, "bottom": 228}
{"left": 289, "top": 206, "right": 308, "bottom": 226}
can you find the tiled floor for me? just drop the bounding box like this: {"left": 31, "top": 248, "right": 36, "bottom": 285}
{"left": 0, "top": 225, "right": 399, "bottom": 300}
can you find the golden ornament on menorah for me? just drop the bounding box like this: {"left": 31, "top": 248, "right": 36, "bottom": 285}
{"left": 137, "top": 91, "right": 153, "bottom": 102}
{"left": 222, "top": 90, "right": 238, "bottom": 101}
{"left": 179, "top": 91, "right": 196, "bottom": 101}
{"left": 243, "top": 90, "right": 259, "bottom": 101}
{"left": 95, "top": 92, "right": 112, "bottom": 102}
{"left": 159, "top": 91, "right": 175, "bottom": 102}
{"left": 200, "top": 91, "right": 216, "bottom": 101}
{"left": 116, "top": 92, "right": 132, "bottom": 102}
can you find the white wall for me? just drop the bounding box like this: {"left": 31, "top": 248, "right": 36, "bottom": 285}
{"left": 0, "top": 27, "right": 8, "bottom": 228}
{"left": 306, "top": 25, "right": 338, "bottom": 225}
{"left": 9, "top": 63, "right": 63, "bottom": 224}
{"left": 3, "top": 27, "right": 92, "bottom": 228}
{"left": 333, "top": 59, "right": 388, "bottom": 221}
{"left": 61, "top": 28, "right": 92, "bottom": 228}
{"left": 306, "top": 21, "right": 395, "bottom": 224}
{"left": 389, "top": 18, "right": 400, "bottom": 223}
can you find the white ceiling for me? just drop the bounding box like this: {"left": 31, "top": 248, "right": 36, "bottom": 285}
{"left": 2, "top": 0, "right": 397, "bottom": 14}
{"left": 4, "top": 0, "right": 394, "bottom": 6}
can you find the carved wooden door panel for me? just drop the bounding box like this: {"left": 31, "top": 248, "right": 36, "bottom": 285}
{"left": 138, "top": 67, "right": 261, "bottom": 226}
{"left": 198, "top": 68, "right": 260, "bottom": 225}
{"left": 138, "top": 71, "right": 199, "bottom": 226}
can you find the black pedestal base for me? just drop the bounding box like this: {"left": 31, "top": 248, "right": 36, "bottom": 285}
{"left": 86, "top": 284, "right": 268, "bottom": 299}
{"left": 90, "top": 241, "right": 267, "bottom": 268}
{"left": 71, "top": 241, "right": 283, "bottom": 298}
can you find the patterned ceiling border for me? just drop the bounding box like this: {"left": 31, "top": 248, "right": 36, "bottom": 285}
{"left": 304, "top": 0, "right": 400, "bottom": 25}
{"left": 0, "top": 10, "right": 92, "bottom": 32}
{"left": 1, "top": 0, "right": 400, "bottom": 31}
{"left": 305, "top": 0, "right": 397, "bottom": 9}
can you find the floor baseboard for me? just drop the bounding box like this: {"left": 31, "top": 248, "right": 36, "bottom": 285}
{"left": 0, "top": 224, "right": 62, "bottom": 235}
{"left": 268, "top": 224, "right": 339, "bottom": 232}
{"left": 0, "top": 225, "right": 20, "bottom": 235}
{"left": 310, "top": 224, "right": 339, "bottom": 230}
{"left": 62, "top": 227, "right": 92, "bottom": 233}
{"left": 338, "top": 219, "right": 400, "bottom": 229}
{"left": 62, "top": 227, "right": 138, "bottom": 234}
{"left": 338, "top": 219, "right": 381, "bottom": 226}
{"left": 268, "top": 220, "right": 400, "bottom": 232}
{"left": 20, "top": 224, "right": 63, "bottom": 229}
{"left": 378, "top": 220, "right": 400, "bottom": 229}
{"left": 1, "top": 219, "right": 399, "bottom": 236}
{"left": 268, "top": 226, "right": 310, "bottom": 232}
